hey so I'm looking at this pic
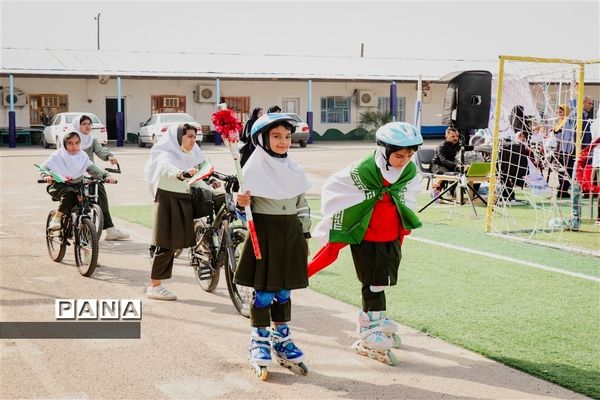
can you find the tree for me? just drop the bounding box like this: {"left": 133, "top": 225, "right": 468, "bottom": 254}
{"left": 357, "top": 110, "right": 392, "bottom": 141}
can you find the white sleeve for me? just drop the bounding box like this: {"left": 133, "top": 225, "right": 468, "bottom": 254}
{"left": 404, "top": 175, "right": 421, "bottom": 211}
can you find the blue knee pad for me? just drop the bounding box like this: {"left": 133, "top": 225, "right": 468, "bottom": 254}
{"left": 253, "top": 290, "right": 275, "bottom": 309}
{"left": 274, "top": 289, "right": 290, "bottom": 304}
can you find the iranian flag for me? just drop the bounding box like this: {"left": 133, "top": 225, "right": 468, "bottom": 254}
{"left": 308, "top": 152, "right": 421, "bottom": 277}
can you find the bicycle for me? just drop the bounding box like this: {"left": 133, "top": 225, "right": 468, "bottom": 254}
{"left": 39, "top": 176, "right": 117, "bottom": 277}
{"left": 190, "top": 171, "right": 252, "bottom": 318}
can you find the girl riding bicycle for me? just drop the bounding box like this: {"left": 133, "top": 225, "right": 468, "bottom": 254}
{"left": 40, "top": 131, "right": 116, "bottom": 231}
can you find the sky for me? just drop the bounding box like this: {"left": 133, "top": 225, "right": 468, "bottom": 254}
{"left": 1, "top": 0, "right": 599, "bottom": 61}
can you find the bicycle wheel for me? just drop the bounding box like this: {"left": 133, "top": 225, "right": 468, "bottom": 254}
{"left": 193, "top": 220, "right": 220, "bottom": 292}
{"left": 88, "top": 204, "right": 104, "bottom": 238}
{"left": 74, "top": 218, "right": 99, "bottom": 277}
{"left": 225, "top": 226, "right": 251, "bottom": 318}
{"left": 46, "top": 210, "right": 67, "bottom": 262}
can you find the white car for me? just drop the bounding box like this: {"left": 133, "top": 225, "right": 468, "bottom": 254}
{"left": 42, "top": 112, "right": 108, "bottom": 148}
{"left": 137, "top": 113, "right": 203, "bottom": 147}
{"left": 285, "top": 113, "right": 310, "bottom": 147}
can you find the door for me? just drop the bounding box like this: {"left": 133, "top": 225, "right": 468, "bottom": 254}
{"left": 105, "top": 98, "right": 126, "bottom": 140}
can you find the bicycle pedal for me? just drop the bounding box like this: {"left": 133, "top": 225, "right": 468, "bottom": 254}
{"left": 195, "top": 265, "right": 215, "bottom": 280}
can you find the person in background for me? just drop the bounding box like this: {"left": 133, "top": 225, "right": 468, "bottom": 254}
{"left": 553, "top": 104, "right": 574, "bottom": 199}
{"left": 73, "top": 114, "right": 129, "bottom": 240}
{"left": 267, "top": 105, "right": 282, "bottom": 113}
{"left": 430, "top": 127, "right": 461, "bottom": 195}
{"left": 240, "top": 107, "right": 263, "bottom": 167}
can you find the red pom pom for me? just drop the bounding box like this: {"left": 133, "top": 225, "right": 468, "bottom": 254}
{"left": 211, "top": 109, "right": 242, "bottom": 142}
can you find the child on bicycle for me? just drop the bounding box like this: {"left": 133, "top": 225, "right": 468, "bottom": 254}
{"left": 40, "top": 131, "right": 116, "bottom": 231}
{"left": 234, "top": 113, "right": 311, "bottom": 377}
{"left": 308, "top": 122, "right": 423, "bottom": 364}
{"left": 143, "top": 123, "right": 221, "bottom": 301}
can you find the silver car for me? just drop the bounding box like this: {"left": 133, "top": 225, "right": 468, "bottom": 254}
{"left": 285, "top": 113, "right": 310, "bottom": 147}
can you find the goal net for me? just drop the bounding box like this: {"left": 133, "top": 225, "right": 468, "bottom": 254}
{"left": 485, "top": 56, "right": 599, "bottom": 256}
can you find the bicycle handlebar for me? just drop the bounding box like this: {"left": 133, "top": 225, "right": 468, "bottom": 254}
{"left": 211, "top": 171, "right": 237, "bottom": 183}
{"left": 210, "top": 171, "right": 239, "bottom": 194}
{"left": 105, "top": 163, "right": 121, "bottom": 174}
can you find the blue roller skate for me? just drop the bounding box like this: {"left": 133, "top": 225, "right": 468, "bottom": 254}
{"left": 351, "top": 310, "right": 397, "bottom": 365}
{"left": 271, "top": 324, "right": 308, "bottom": 375}
{"left": 249, "top": 327, "right": 271, "bottom": 381}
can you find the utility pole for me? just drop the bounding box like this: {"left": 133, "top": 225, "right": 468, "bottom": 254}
{"left": 94, "top": 13, "right": 101, "bottom": 50}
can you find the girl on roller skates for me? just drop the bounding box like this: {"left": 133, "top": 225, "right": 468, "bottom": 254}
{"left": 234, "top": 113, "right": 312, "bottom": 380}
{"left": 309, "top": 122, "right": 423, "bottom": 365}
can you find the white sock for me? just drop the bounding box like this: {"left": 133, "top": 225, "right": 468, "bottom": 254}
{"left": 370, "top": 285, "right": 385, "bottom": 293}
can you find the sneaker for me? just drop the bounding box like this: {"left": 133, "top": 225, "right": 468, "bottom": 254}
{"left": 104, "top": 227, "right": 130, "bottom": 241}
{"left": 146, "top": 285, "right": 177, "bottom": 301}
{"left": 48, "top": 217, "right": 62, "bottom": 231}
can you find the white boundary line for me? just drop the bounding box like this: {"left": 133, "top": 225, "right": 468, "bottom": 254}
{"left": 310, "top": 213, "right": 599, "bottom": 283}
{"left": 406, "top": 236, "right": 599, "bottom": 283}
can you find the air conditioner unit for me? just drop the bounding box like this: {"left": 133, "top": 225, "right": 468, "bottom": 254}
{"left": 1, "top": 91, "right": 27, "bottom": 107}
{"left": 357, "top": 90, "right": 376, "bottom": 107}
{"left": 194, "top": 85, "right": 216, "bottom": 103}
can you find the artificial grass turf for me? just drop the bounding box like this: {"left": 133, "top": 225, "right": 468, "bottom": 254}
{"left": 112, "top": 199, "right": 600, "bottom": 398}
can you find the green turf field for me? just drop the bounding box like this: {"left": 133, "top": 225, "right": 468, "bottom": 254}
{"left": 112, "top": 195, "right": 600, "bottom": 398}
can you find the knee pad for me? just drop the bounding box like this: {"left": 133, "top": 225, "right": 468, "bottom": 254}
{"left": 369, "top": 285, "right": 386, "bottom": 293}
{"left": 274, "top": 289, "right": 291, "bottom": 304}
{"left": 253, "top": 290, "right": 275, "bottom": 309}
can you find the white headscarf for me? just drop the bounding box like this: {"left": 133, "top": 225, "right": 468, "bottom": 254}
{"left": 242, "top": 135, "right": 310, "bottom": 199}
{"left": 43, "top": 133, "right": 92, "bottom": 179}
{"left": 71, "top": 114, "right": 95, "bottom": 150}
{"left": 144, "top": 124, "right": 205, "bottom": 197}
{"left": 375, "top": 146, "right": 407, "bottom": 183}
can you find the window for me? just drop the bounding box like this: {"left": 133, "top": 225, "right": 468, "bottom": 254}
{"left": 378, "top": 96, "right": 406, "bottom": 122}
{"left": 29, "top": 94, "right": 68, "bottom": 125}
{"left": 222, "top": 96, "right": 250, "bottom": 122}
{"left": 282, "top": 98, "right": 300, "bottom": 114}
{"left": 151, "top": 95, "right": 186, "bottom": 114}
{"left": 321, "top": 96, "right": 351, "bottom": 123}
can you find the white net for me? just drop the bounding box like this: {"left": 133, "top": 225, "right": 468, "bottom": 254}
{"left": 486, "top": 57, "right": 600, "bottom": 256}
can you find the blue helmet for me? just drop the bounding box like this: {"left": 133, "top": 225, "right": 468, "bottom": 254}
{"left": 250, "top": 113, "right": 297, "bottom": 144}
{"left": 375, "top": 122, "right": 423, "bottom": 148}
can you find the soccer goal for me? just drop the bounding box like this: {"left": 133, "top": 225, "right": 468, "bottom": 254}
{"left": 485, "top": 56, "right": 600, "bottom": 256}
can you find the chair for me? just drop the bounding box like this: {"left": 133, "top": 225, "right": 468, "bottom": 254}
{"left": 415, "top": 148, "right": 436, "bottom": 190}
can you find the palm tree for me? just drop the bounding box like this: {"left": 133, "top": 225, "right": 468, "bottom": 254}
{"left": 357, "top": 110, "right": 392, "bottom": 141}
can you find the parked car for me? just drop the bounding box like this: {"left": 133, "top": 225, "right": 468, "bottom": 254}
{"left": 137, "top": 113, "right": 203, "bottom": 147}
{"left": 285, "top": 113, "right": 309, "bottom": 147}
{"left": 42, "top": 112, "right": 107, "bottom": 148}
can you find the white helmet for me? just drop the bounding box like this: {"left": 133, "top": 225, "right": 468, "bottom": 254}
{"left": 375, "top": 122, "right": 423, "bottom": 148}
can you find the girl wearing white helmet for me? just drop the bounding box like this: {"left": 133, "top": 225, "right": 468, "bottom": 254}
{"left": 309, "top": 121, "right": 423, "bottom": 365}
{"left": 234, "top": 113, "right": 312, "bottom": 379}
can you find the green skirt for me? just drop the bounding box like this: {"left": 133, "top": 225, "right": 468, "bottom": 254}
{"left": 234, "top": 213, "right": 308, "bottom": 291}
